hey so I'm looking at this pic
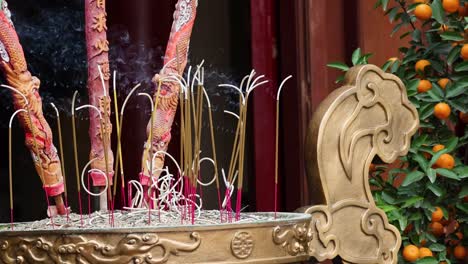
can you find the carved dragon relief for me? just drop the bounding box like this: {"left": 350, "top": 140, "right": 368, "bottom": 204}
{"left": 0, "top": 232, "right": 201, "bottom": 264}
{"left": 297, "top": 65, "right": 419, "bottom": 263}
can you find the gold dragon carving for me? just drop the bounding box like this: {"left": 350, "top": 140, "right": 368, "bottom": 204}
{"left": 295, "top": 65, "right": 419, "bottom": 263}
{"left": 0, "top": 232, "right": 201, "bottom": 264}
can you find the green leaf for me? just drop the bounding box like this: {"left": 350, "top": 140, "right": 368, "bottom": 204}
{"left": 455, "top": 61, "right": 468, "bottom": 72}
{"left": 459, "top": 185, "right": 468, "bottom": 198}
{"left": 413, "top": 153, "right": 429, "bottom": 172}
{"left": 427, "top": 168, "right": 437, "bottom": 183}
{"left": 429, "top": 243, "right": 446, "bottom": 252}
{"left": 407, "top": 79, "right": 420, "bottom": 92}
{"left": 440, "top": 31, "right": 464, "bottom": 41}
{"left": 391, "top": 22, "right": 404, "bottom": 36}
{"left": 428, "top": 148, "right": 448, "bottom": 167}
{"left": 454, "top": 166, "right": 468, "bottom": 178}
{"left": 402, "top": 171, "right": 425, "bottom": 186}
{"left": 426, "top": 87, "right": 444, "bottom": 101}
{"left": 447, "top": 45, "right": 461, "bottom": 66}
{"left": 381, "top": 0, "right": 389, "bottom": 11}
{"left": 357, "top": 53, "right": 373, "bottom": 65}
{"left": 379, "top": 205, "right": 398, "bottom": 213}
{"left": 382, "top": 60, "right": 392, "bottom": 71}
{"left": 448, "top": 99, "right": 468, "bottom": 113}
{"left": 431, "top": 0, "right": 445, "bottom": 24}
{"left": 419, "top": 102, "right": 435, "bottom": 120}
{"left": 402, "top": 196, "right": 424, "bottom": 208}
{"left": 412, "top": 29, "right": 421, "bottom": 42}
{"left": 352, "top": 48, "right": 361, "bottom": 66}
{"left": 435, "top": 168, "right": 460, "bottom": 180}
{"left": 382, "top": 191, "right": 397, "bottom": 204}
{"left": 415, "top": 257, "right": 438, "bottom": 264}
{"left": 444, "top": 137, "right": 458, "bottom": 152}
{"left": 335, "top": 75, "right": 345, "bottom": 84}
{"left": 446, "top": 79, "right": 468, "bottom": 98}
{"left": 427, "top": 183, "right": 444, "bottom": 196}
{"left": 327, "top": 62, "right": 349, "bottom": 71}
{"left": 456, "top": 202, "right": 468, "bottom": 214}
{"left": 387, "top": 7, "right": 399, "bottom": 22}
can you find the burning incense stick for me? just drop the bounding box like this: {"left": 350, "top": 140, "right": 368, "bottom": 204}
{"left": 8, "top": 109, "right": 27, "bottom": 229}
{"left": 235, "top": 73, "right": 269, "bottom": 220}
{"left": 137, "top": 91, "right": 156, "bottom": 222}
{"left": 50, "top": 103, "right": 69, "bottom": 221}
{"left": 71, "top": 91, "right": 84, "bottom": 226}
{"left": 274, "top": 75, "right": 293, "bottom": 218}
{"left": 111, "top": 71, "right": 125, "bottom": 207}
{"left": 202, "top": 87, "right": 222, "bottom": 216}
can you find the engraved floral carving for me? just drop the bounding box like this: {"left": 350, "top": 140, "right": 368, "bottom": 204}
{"left": 231, "top": 231, "right": 254, "bottom": 259}
{"left": 304, "top": 65, "right": 419, "bottom": 264}
{"left": 0, "top": 232, "right": 201, "bottom": 264}
{"left": 273, "top": 223, "right": 311, "bottom": 256}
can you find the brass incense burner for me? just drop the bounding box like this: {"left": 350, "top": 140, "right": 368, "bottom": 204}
{"left": 0, "top": 65, "right": 419, "bottom": 264}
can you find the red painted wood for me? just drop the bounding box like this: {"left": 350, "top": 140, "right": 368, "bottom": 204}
{"left": 250, "top": 0, "right": 278, "bottom": 212}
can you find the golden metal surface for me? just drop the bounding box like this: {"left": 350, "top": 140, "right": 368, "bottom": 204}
{"left": 0, "top": 64, "right": 417, "bottom": 264}
{"left": 302, "top": 65, "right": 419, "bottom": 263}
{"left": 0, "top": 213, "right": 311, "bottom": 264}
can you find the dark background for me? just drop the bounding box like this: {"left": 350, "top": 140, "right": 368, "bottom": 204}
{"left": 0, "top": 0, "right": 252, "bottom": 222}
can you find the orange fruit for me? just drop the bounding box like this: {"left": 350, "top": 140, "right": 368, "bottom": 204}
{"left": 432, "top": 144, "right": 445, "bottom": 152}
{"left": 419, "top": 247, "right": 433, "bottom": 258}
{"left": 430, "top": 222, "right": 445, "bottom": 236}
{"left": 443, "top": 0, "right": 460, "bottom": 13}
{"left": 461, "top": 44, "right": 468, "bottom": 60}
{"left": 403, "top": 244, "right": 420, "bottom": 262}
{"left": 414, "top": 0, "right": 426, "bottom": 3}
{"left": 460, "top": 112, "right": 468, "bottom": 123}
{"left": 415, "top": 4, "right": 433, "bottom": 20}
{"left": 415, "top": 59, "right": 431, "bottom": 72}
{"left": 434, "top": 102, "right": 451, "bottom": 119}
{"left": 418, "top": 80, "right": 432, "bottom": 93}
{"left": 456, "top": 232, "right": 464, "bottom": 240}
{"left": 369, "top": 163, "right": 376, "bottom": 173}
{"left": 432, "top": 207, "right": 444, "bottom": 222}
{"left": 454, "top": 245, "right": 467, "bottom": 260}
{"left": 437, "top": 78, "right": 450, "bottom": 89}
{"left": 435, "top": 153, "right": 455, "bottom": 169}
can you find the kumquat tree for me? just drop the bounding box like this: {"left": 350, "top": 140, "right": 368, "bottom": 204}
{"left": 328, "top": 0, "right": 467, "bottom": 263}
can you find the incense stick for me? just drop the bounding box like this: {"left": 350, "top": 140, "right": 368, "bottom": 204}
{"left": 111, "top": 71, "right": 125, "bottom": 208}
{"left": 71, "top": 91, "right": 84, "bottom": 226}
{"left": 274, "top": 75, "right": 293, "bottom": 218}
{"left": 9, "top": 109, "right": 27, "bottom": 230}
{"left": 50, "top": 103, "right": 69, "bottom": 221}
{"left": 202, "top": 87, "right": 222, "bottom": 217}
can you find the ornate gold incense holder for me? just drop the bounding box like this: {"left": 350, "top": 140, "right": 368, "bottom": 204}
{"left": 0, "top": 65, "right": 418, "bottom": 264}
{"left": 0, "top": 212, "right": 312, "bottom": 264}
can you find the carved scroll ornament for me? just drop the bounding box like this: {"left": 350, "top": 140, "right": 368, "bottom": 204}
{"left": 0, "top": 232, "right": 201, "bottom": 264}
{"left": 300, "top": 65, "right": 419, "bottom": 263}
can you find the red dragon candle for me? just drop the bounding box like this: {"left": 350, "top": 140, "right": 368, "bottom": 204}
{"left": 84, "top": 0, "right": 114, "bottom": 194}
{"left": 139, "top": 0, "right": 198, "bottom": 193}
{"left": 0, "top": 1, "right": 66, "bottom": 215}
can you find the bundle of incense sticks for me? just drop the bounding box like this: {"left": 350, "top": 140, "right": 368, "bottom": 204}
{"left": 2, "top": 66, "right": 292, "bottom": 229}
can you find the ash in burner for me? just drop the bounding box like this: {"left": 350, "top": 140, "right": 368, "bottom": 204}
{"left": 3, "top": 210, "right": 280, "bottom": 231}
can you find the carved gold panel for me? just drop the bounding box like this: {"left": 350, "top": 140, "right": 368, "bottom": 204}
{"left": 301, "top": 65, "right": 419, "bottom": 263}
{"left": 0, "top": 213, "right": 311, "bottom": 264}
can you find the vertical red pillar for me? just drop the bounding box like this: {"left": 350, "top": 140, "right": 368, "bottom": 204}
{"left": 250, "top": 0, "right": 278, "bottom": 211}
